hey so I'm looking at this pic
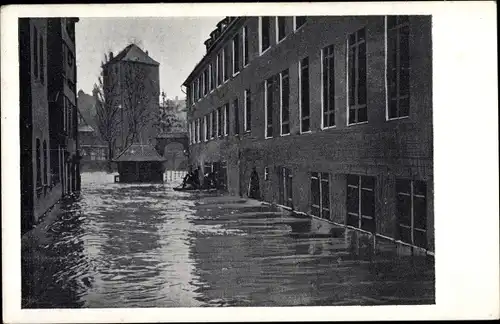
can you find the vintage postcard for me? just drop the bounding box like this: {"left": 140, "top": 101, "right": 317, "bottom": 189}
{"left": 1, "top": 2, "right": 498, "bottom": 323}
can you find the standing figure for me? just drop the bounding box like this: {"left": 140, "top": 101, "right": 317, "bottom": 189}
{"left": 249, "top": 167, "right": 261, "bottom": 199}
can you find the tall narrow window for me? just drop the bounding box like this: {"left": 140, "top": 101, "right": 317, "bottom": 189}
{"left": 198, "top": 77, "right": 203, "bottom": 100}
{"left": 280, "top": 69, "right": 290, "bottom": 135}
{"left": 211, "top": 111, "right": 216, "bottom": 139}
{"left": 224, "top": 103, "right": 230, "bottom": 136}
{"left": 265, "top": 76, "right": 274, "bottom": 138}
{"left": 311, "top": 172, "right": 330, "bottom": 219}
{"left": 346, "top": 175, "right": 376, "bottom": 232}
{"left": 396, "top": 179, "right": 427, "bottom": 248}
{"left": 217, "top": 106, "right": 223, "bottom": 137}
{"left": 294, "top": 16, "right": 307, "bottom": 29}
{"left": 322, "top": 45, "right": 335, "bottom": 128}
{"left": 196, "top": 119, "right": 200, "bottom": 143}
{"left": 243, "top": 25, "right": 249, "bottom": 66}
{"left": 232, "top": 34, "right": 240, "bottom": 75}
{"left": 39, "top": 35, "right": 44, "bottom": 84}
{"left": 43, "top": 140, "right": 48, "bottom": 187}
{"left": 348, "top": 28, "right": 367, "bottom": 124}
{"left": 211, "top": 61, "right": 216, "bottom": 91}
{"left": 191, "top": 82, "right": 195, "bottom": 104}
{"left": 299, "top": 57, "right": 310, "bottom": 132}
{"left": 204, "top": 115, "right": 208, "bottom": 141}
{"left": 217, "top": 52, "right": 223, "bottom": 86}
{"left": 187, "top": 86, "right": 192, "bottom": 107}
{"left": 203, "top": 68, "right": 209, "bottom": 96}
{"left": 233, "top": 98, "right": 240, "bottom": 135}
{"left": 279, "top": 167, "right": 293, "bottom": 208}
{"left": 244, "top": 89, "right": 252, "bottom": 132}
{"left": 276, "top": 17, "right": 286, "bottom": 42}
{"left": 260, "top": 16, "right": 271, "bottom": 53}
{"left": 36, "top": 139, "right": 42, "bottom": 194}
{"left": 387, "top": 16, "right": 410, "bottom": 119}
{"left": 224, "top": 45, "right": 231, "bottom": 82}
{"left": 33, "top": 26, "right": 39, "bottom": 79}
{"left": 208, "top": 112, "right": 212, "bottom": 139}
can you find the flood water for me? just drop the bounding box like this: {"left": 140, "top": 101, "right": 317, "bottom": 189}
{"left": 22, "top": 172, "right": 435, "bottom": 308}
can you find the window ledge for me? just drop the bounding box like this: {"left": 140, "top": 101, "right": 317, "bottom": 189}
{"left": 280, "top": 133, "right": 291, "bottom": 137}
{"left": 321, "top": 125, "right": 337, "bottom": 131}
{"left": 232, "top": 71, "right": 240, "bottom": 78}
{"left": 260, "top": 47, "right": 271, "bottom": 56}
{"left": 387, "top": 116, "right": 410, "bottom": 121}
{"left": 300, "top": 130, "right": 312, "bottom": 135}
{"left": 347, "top": 121, "right": 369, "bottom": 127}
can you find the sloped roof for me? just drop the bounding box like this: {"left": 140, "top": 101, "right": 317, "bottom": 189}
{"left": 105, "top": 44, "right": 159, "bottom": 66}
{"left": 113, "top": 144, "right": 166, "bottom": 162}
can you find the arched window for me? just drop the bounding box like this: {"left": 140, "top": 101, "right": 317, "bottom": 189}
{"left": 43, "top": 140, "right": 48, "bottom": 187}
{"left": 36, "top": 139, "right": 42, "bottom": 196}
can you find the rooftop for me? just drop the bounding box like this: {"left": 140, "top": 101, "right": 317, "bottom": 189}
{"left": 104, "top": 43, "right": 160, "bottom": 67}
{"left": 113, "top": 144, "right": 166, "bottom": 162}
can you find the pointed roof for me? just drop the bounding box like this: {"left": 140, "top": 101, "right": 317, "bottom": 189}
{"left": 105, "top": 44, "right": 159, "bottom": 67}
{"left": 113, "top": 143, "right": 166, "bottom": 162}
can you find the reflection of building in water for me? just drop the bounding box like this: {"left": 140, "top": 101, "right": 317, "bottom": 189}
{"left": 183, "top": 16, "right": 433, "bottom": 254}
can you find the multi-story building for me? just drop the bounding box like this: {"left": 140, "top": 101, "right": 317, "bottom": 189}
{"left": 19, "top": 17, "right": 80, "bottom": 234}
{"left": 183, "top": 16, "right": 434, "bottom": 253}
{"left": 101, "top": 44, "right": 160, "bottom": 153}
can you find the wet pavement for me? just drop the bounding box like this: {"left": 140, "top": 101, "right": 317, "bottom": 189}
{"left": 22, "top": 172, "right": 435, "bottom": 308}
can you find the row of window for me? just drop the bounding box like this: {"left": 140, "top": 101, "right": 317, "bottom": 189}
{"left": 264, "top": 167, "right": 428, "bottom": 248}
{"left": 188, "top": 16, "right": 307, "bottom": 107}
{"left": 189, "top": 16, "right": 412, "bottom": 142}
{"left": 188, "top": 89, "right": 252, "bottom": 144}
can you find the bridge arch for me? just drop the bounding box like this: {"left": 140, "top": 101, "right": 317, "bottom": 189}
{"left": 155, "top": 132, "right": 189, "bottom": 158}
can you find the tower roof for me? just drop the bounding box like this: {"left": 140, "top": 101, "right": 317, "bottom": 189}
{"left": 104, "top": 44, "right": 159, "bottom": 67}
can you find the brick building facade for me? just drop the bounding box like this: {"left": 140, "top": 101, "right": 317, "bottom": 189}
{"left": 183, "top": 16, "right": 433, "bottom": 253}
{"left": 19, "top": 17, "right": 80, "bottom": 234}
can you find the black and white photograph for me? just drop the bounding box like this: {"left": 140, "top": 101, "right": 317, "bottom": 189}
{"left": 2, "top": 2, "right": 499, "bottom": 323}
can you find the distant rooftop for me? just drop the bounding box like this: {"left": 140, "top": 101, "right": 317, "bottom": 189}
{"left": 104, "top": 43, "right": 160, "bottom": 67}
{"left": 113, "top": 143, "right": 166, "bottom": 162}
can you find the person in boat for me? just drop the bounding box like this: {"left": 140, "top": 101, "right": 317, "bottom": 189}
{"left": 192, "top": 166, "right": 201, "bottom": 189}
{"left": 182, "top": 166, "right": 193, "bottom": 189}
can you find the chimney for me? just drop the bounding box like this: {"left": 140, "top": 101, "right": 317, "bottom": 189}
{"left": 109, "top": 51, "right": 113, "bottom": 60}
{"left": 146, "top": 50, "right": 149, "bottom": 55}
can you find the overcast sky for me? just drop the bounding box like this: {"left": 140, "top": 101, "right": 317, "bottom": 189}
{"left": 75, "top": 17, "right": 224, "bottom": 100}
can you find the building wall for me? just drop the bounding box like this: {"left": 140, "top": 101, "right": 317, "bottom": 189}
{"left": 186, "top": 16, "right": 433, "bottom": 252}
{"left": 104, "top": 60, "right": 160, "bottom": 151}
{"left": 20, "top": 18, "right": 80, "bottom": 232}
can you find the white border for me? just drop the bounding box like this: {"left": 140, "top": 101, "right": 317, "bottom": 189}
{"left": 2, "top": 2, "right": 499, "bottom": 323}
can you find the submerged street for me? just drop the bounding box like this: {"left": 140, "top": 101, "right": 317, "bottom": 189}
{"left": 22, "top": 172, "right": 434, "bottom": 308}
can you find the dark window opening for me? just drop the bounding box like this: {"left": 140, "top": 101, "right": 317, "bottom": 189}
{"left": 348, "top": 28, "right": 368, "bottom": 124}
{"left": 346, "top": 174, "right": 376, "bottom": 232}
{"left": 322, "top": 45, "right": 335, "bottom": 128}
{"left": 260, "top": 16, "right": 271, "bottom": 52}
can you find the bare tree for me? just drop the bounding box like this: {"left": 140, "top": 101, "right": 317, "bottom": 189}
{"left": 155, "top": 91, "right": 184, "bottom": 135}
{"left": 93, "top": 56, "right": 121, "bottom": 170}
{"left": 121, "top": 62, "right": 158, "bottom": 148}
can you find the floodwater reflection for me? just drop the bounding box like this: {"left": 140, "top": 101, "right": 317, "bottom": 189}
{"left": 22, "top": 172, "right": 434, "bottom": 308}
